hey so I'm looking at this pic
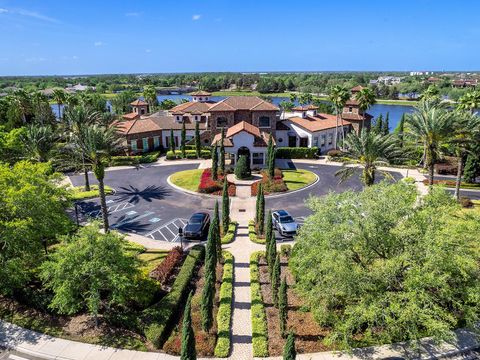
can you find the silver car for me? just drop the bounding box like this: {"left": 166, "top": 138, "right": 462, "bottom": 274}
{"left": 272, "top": 210, "right": 298, "bottom": 237}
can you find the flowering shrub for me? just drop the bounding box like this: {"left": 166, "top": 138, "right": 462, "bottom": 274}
{"left": 150, "top": 246, "right": 183, "bottom": 288}
{"left": 198, "top": 168, "right": 236, "bottom": 196}
{"left": 251, "top": 169, "right": 288, "bottom": 196}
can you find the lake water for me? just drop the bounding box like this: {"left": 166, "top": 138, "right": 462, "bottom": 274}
{"left": 52, "top": 94, "right": 414, "bottom": 132}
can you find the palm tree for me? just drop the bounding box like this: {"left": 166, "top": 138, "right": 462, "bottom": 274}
{"left": 449, "top": 111, "right": 480, "bottom": 200}
{"left": 421, "top": 85, "right": 440, "bottom": 102}
{"left": 406, "top": 101, "right": 453, "bottom": 186}
{"left": 21, "top": 124, "right": 57, "bottom": 162}
{"left": 65, "top": 93, "right": 79, "bottom": 109}
{"left": 457, "top": 90, "right": 480, "bottom": 114}
{"left": 52, "top": 89, "right": 66, "bottom": 120}
{"left": 143, "top": 85, "right": 158, "bottom": 113}
{"left": 355, "top": 87, "right": 376, "bottom": 130}
{"left": 328, "top": 85, "right": 350, "bottom": 149}
{"left": 335, "top": 129, "right": 403, "bottom": 186}
{"left": 77, "top": 123, "right": 123, "bottom": 232}
{"left": 9, "top": 90, "right": 31, "bottom": 125}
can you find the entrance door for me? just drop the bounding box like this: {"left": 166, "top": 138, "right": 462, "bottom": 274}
{"left": 288, "top": 136, "right": 297, "bottom": 147}
{"left": 237, "top": 146, "right": 251, "bottom": 166}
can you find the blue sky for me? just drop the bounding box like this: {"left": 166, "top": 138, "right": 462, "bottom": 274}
{"left": 0, "top": 0, "right": 479, "bottom": 75}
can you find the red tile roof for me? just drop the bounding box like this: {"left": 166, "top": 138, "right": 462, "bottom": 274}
{"left": 292, "top": 105, "right": 319, "bottom": 111}
{"left": 351, "top": 85, "right": 364, "bottom": 92}
{"left": 287, "top": 113, "right": 352, "bottom": 132}
{"left": 130, "top": 99, "right": 148, "bottom": 106}
{"left": 122, "top": 112, "right": 140, "bottom": 120}
{"left": 341, "top": 112, "right": 373, "bottom": 121}
{"left": 211, "top": 121, "right": 272, "bottom": 147}
{"left": 170, "top": 101, "right": 213, "bottom": 114}
{"left": 209, "top": 96, "right": 279, "bottom": 112}
{"left": 190, "top": 90, "right": 212, "bottom": 96}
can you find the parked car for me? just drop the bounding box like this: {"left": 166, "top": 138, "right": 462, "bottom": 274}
{"left": 184, "top": 212, "right": 210, "bottom": 239}
{"left": 272, "top": 210, "right": 299, "bottom": 237}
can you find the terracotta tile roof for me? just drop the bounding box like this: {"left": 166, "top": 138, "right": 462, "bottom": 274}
{"left": 190, "top": 90, "right": 212, "bottom": 96}
{"left": 148, "top": 113, "right": 207, "bottom": 130}
{"left": 351, "top": 85, "right": 364, "bottom": 92}
{"left": 130, "top": 99, "right": 148, "bottom": 106}
{"left": 209, "top": 96, "right": 279, "bottom": 112}
{"left": 292, "top": 105, "right": 319, "bottom": 111}
{"left": 211, "top": 121, "right": 272, "bottom": 147}
{"left": 170, "top": 101, "right": 213, "bottom": 114}
{"left": 341, "top": 112, "right": 373, "bottom": 121}
{"left": 114, "top": 120, "right": 136, "bottom": 134}
{"left": 226, "top": 121, "right": 261, "bottom": 138}
{"left": 287, "top": 113, "right": 352, "bottom": 132}
{"left": 346, "top": 99, "right": 359, "bottom": 106}
{"left": 122, "top": 112, "right": 140, "bottom": 120}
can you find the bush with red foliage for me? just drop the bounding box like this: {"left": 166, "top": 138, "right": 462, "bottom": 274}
{"left": 251, "top": 169, "right": 288, "bottom": 196}
{"left": 198, "top": 168, "right": 236, "bottom": 196}
{"left": 150, "top": 246, "right": 184, "bottom": 288}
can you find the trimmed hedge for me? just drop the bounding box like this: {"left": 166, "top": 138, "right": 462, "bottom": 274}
{"left": 142, "top": 245, "right": 205, "bottom": 348}
{"left": 214, "top": 251, "right": 234, "bottom": 357}
{"left": 250, "top": 251, "right": 268, "bottom": 357}
{"left": 109, "top": 151, "right": 161, "bottom": 166}
{"left": 166, "top": 149, "right": 211, "bottom": 160}
{"left": 280, "top": 244, "right": 292, "bottom": 258}
{"left": 69, "top": 185, "right": 114, "bottom": 200}
{"left": 275, "top": 147, "right": 318, "bottom": 159}
{"left": 221, "top": 221, "right": 237, "bottom": 244}
{"left": 248, "top": 220, "right": 265, "bottom": 244}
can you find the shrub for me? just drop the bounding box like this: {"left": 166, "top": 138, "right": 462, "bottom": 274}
{"left": 110, "top": 151, "right": 161, "bottom": 166}
{"left": 221, "top": 222, "right": 237, "bottom": 244}
{"left": 142, "top": 245, "right": 204, "bottom": 348}
{"left": 250, "top": 251, "right": 268, "bottom": 357}
{"left": 275, "top": 147, "right": 318, "bottom": 159}
{"left": 198, "top": 169, "right": 236, "bottom": 195}
{"left": 251, "top": 169, "right": 288, "bottom": 196}
{"left": 402, "top": 176, "right": 416, "bottom": 184}
{"left": 459, "top": 196, "right": 474, "bottom": 208}
{"left": 214, "top": 251, "right": 234, "bottom": 357}
{"left": 248, "top": 220, "right": 265, "bottom": 244}
{"left": 149, "top": 247, "right": 184, "bottom": 288}
{"left": 166, "top": 149, "right": 210, "bottom": 160}
{"left": 280, "top": 244, "right": 292, "bottom": 258}
{"left": 235, "top": 155, "right": 251, "bottom": 179}
{"left": 69, "top": 185, "right": 114, "bottom": 200}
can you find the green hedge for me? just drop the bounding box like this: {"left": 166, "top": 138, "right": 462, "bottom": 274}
{"left": 250, "top": 251, "right": 268, "bottom": 357}
{"left": 142, "top": 245, "right": 205, "bottom": 348}
{"left": 69, "top": 185, "right": 114, "bottom": 200}
{"left": 109, "top": 151, "right": 161, "bottom": 166}
{"left": 275, "top": 147, "right": 318, "bottom": 159}
{"left": 214, "top": 251, "right": 234, "bottom": 357}
{"left": 248, "top": 220, "right": 265, "bottom": 244}
{"left": 166, "top": 149, "right": 211, "bottom": 160}
{"left": 221, "top": 222, "right": 237, "bottom": 244}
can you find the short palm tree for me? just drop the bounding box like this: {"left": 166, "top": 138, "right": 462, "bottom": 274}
{"left": 421, "top": 85, "right": 440, "bottom": 102}
{"left": 143, "top": 85, "right": 157, "bottom": 113}
{"left": 335, "top": 129, "right": 403, "bottom": 186}
{"left": 406, "top": 101, "right": 453, "bottom": 186}
{"left": 328, "top": 85, "right": 350, "bottom": 149}
{"left": 449, "top": 111, "right": 480, "bottom": 200}
{"left": 77, "top": 123, "right": 123, "bottom": 232}
{"left": 52, "top": 89, "right": 66, "bottom": 120}
{"left": 355, "top": 87, "right": 376, "bottom": 129}
{"left": 457, "top": 90, "right": 480, "bottom": 114}
{"left": 21, "top": 124, "right": 57, "bottom": 162}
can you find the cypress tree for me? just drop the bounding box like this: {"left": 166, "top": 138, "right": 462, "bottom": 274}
{"left": 201, "top": 213, "right": 218, "bottom": 332}
{"left": 181, "top": 291, "right": 196, "bottom": 360}
{"left": 211, "top": 143, "right": 218, "bottom": 181}
{"left": 219, "top": 127, "right": 226, "bottom": 175}
{"left": 271, "top": 254, "right": 281, "bottom": 307}
{"left": 195, "top": 120, "right": 201, "bottom": 159}
{"left": 256, "top": 184, "right": 265, "bottom": 235}
{"left": 279, "top": 276, "right": 288, "bottom": 337}
{"left": 214, "top": 201, "right": 222, "bottom": 262}
{"left": 463, "top": 148, "right": 480, "bottom": 183}
{"left": 373, "top": 114, "right": 383, "bottom": 134}
{"left": 394, "top": 113, "right": 406, "bottom": 148}
{"left": 181, "top": 120, "right": 186, "bottom": 158}
{"left": 382, "top": 112, "right": 390, "bottom": 135}
{"left": 265, "top": 210, "right": 273, "bottom": 261}
{"left": 266, "top": 134, "right": 275, "bottom": 179}
{"left": 268, "top": 230, "right": 277, "bottom": 276}
{"left": 283, "top": 332, "right": 296, "bottom": 360}
{"left": 170, "top": 128, "right": 175, "bottom": 153}
{"left": 222, "top": 180, "right": 230, "bottom": 237}
{"left": 234, "top": 155, "right": 250, "bottom": 179}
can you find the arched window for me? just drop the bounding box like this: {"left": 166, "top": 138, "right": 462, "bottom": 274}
{"left": 259, "top": 116, "right": 270, "bottom": 127}
{"left": 216, "top": 117, "right": 228, "bottom": 128}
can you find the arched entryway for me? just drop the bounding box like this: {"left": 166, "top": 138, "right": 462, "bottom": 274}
{"left": 237, "top": 146, "right": 251, "bottom": 166}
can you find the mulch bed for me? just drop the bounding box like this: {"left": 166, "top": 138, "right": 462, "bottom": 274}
{"left": 251, "top": 169, "right": 288, "bottom": 196}
{"left": 257, "top": 255, "right": 331, "bottom": 356}
{"left": 162, "top": 262, "right": 224, "bottom": 356}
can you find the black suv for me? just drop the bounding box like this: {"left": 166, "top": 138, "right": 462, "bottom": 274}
{"left": 184, "top": 212, "right": 210, "bottom": 240}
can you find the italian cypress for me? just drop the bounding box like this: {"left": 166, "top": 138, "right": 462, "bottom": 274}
{"left": 271, "top": 254, "right": 281, "bottom": 307}
{"left": 382, "top": 112, "right": 390, "bottom": 135}
{"left": 266, "top": 134, "right": 275, "bottom": 179}
{"left": 219, "top": 127, "right": 226, "bottom": 175}
{"left": 170, "top": 128, "right": 175, "bottom": 153}
{"left": 214, "top": 201, "right": 222, "bottom": 262}
{"left": 373, "top": 114, "right": 383, "bottom": 134}
{"left": 283, "top": 332, "right": 296, "bottom": 360}
{"left": 256, "top": 184, "right": 265, "bottom": 235}
{"left": 394, "top": 113, "right": 406, "bottom": 148}
{"left": 268, "top": 230, "right": 277, "bottom": 277}
{"left": 201, "top": 212, "right": 218, "bottom": 332}
{"left": 265, "top": 210, "right": 273, "bottom": 260}
{"left": 195, "top": 120, "right": 201, "bottom": 158}
{"left": 222, "top": 180, "right": 230, "bottom": 237}
{"left": 181, "top": 291, "right": 196, "bottom": 360}
{"left": 211, "top": 143, "right": 218, "bottom": 181}
{"left": 463, "top": 151, "right": 480, "bottom": 184}
{"left": 279, "top": 277, "right": 288, "bottom": 337}
{"left": 181, "top": 120, "right": 186, "bottom": 158}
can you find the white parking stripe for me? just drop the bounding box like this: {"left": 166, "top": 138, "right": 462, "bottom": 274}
{"left": 111, "top": 211, "right": 154, "bottom": 229}
{"left": 9, "top": 355, "right": 29, "bottom": 360}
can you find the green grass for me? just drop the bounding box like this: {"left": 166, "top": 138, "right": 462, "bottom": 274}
{"left": 282, "top": 169, "right": 317, "bottom": 191}
{"left": 214, "top": 251, "right": 234, "bottom": 357}
{"left": 69, "top": 185, "right": 114, "bottom": 200}
{"left": 137, "top": 249, "right": 169, "bottom": 273}
{"left": 169, "top": 169, "right": 204, "bottom": 192}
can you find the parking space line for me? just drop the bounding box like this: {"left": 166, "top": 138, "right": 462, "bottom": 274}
{"left": 111, "top": 211, "right": 154, "bottom": 229}
{"left": 145, "top": 218, "right": 188, "bottom": 242}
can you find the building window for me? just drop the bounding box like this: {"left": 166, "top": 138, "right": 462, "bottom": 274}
{"left": 176, "top": 115, "right": 181, "bottom": 122}
{"left": 216, "top": 117, "right": 228, "bottom": 128}
{"left": 328, "top": 134, "right": 333, "bottom": 145}
{"left": 142, "top": 138, "right": 149, "bottom": 152}
{"left": 204, "top": 139, "right": 209, "bottom": 144}
{"left": 313, "top": 136, "right": 318, "bottom": 147}
{"left": 252, "top": 152, "right": 264, "bottom": 165}
{"left": 141, "top": 108, "right": 145, "bottom": 114}
{"left": 195, "top": 115, "right": 199, "bottom": 121}
{"left": 259, "top": 116, "right": 270, "bottom": 128}
{"left": 348, "top": 107, "right": 353, "bottom": 112}
{"left": 154, "top": 136, "right": 160, "bottom": 149}
{"left": 320, "top": 134, "right": 326, "bottom": 146}
{"left": 130, "top": 140, "right": 137, "bottom": 151}
{"left": 278, "top": 137, "right": 283, "bottom": 143}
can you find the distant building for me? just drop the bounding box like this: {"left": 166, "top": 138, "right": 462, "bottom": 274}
{"left": 410, "top": 71, "right": 433, "bottom": 76}
{"left": 64, "top": 83, "right": 95, "bottom": 93}
{"left": 370, "top": 76, "right": 402, "bottom": 86}
{"left": 452, "top": 79, "right": 478, "bottom": 88}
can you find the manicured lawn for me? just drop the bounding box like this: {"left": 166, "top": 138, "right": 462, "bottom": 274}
{"left": 69, "top": 185, "right": 114, "bottom": 200}
{"left": 169, "top": 169, "right": 203, "bottom": 192}
{"left": 282, "top": 169, "right": 317, "bottom": 191}
{"left": 138, "top": 249, "right": 169, "bottom": 273}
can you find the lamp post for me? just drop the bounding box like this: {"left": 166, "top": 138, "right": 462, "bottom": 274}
{"left": 74, "top": 203, "right": 79, "bottom": 226}
{"left": 178, "top": 226, "right": 184, "bottom": 250}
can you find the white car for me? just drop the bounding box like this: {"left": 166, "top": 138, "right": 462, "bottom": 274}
{"left": 272, "top": 210, "right": 299, "bottom": 237}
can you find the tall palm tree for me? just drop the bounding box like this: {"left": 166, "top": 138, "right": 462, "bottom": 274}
{"left": 143, "top": 85, "right": 158, "bottom": 113}
{"left": 65, "top": 93, "right": 79, "bottom": 109}
{"left": 9, "top": 90, "right": 31, "bottom": 125}
{"left": 406, "top": 101, "right": 453, "bottom": 186}
{"left": 328, "top": 85, "right": 350, "bottom": 149}
{"left": 355, "top": 87, "right": 376, "bottom": 129}
{"left": 420, "top": 85, "right": 440, "bottom": 102}
{"left": 449, "top": 111, "right": 480, "bottom": 200}
{"left": 52, "top": 89, "right": 66, "bottom": 121}
{"left": 77, "top": 123, "right": 123, "bottom": 232}
{"left": 21, "top": 124, "right": 57, "bottom": 162}
{"left": 335, "top": 129, "right": 403, "bottom": 186}
{"left": 457, "top": 90, "right": 480, "bottom": 114}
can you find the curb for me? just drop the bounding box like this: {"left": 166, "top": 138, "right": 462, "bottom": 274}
{"left": 166, "top": 174, "right": 223, "bottom": 199}
{"left": 265, "top": 171, "right": 320, "bottom": 199}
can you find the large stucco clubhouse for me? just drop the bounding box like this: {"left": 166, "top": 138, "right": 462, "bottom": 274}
{"left": 117, "top": 87, "right": 372, "bottom": 166}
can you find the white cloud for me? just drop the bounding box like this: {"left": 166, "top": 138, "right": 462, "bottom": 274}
{"left": 125, "top": 12, "right": 141, "bottom": 17}
{"left": 0, "top": 8, "right": 8, "bottom": 13}
{"left": 94, "top": 41, "right": 104, "bottom": 47}
{"left": 16, "top": 8, "right": 60, "bottom": 23}
{"left": 145, "top": 49, "right": 151, "bottom": 53}
{"left": 192, "top": 14, "right": 201, "bottom": 21}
